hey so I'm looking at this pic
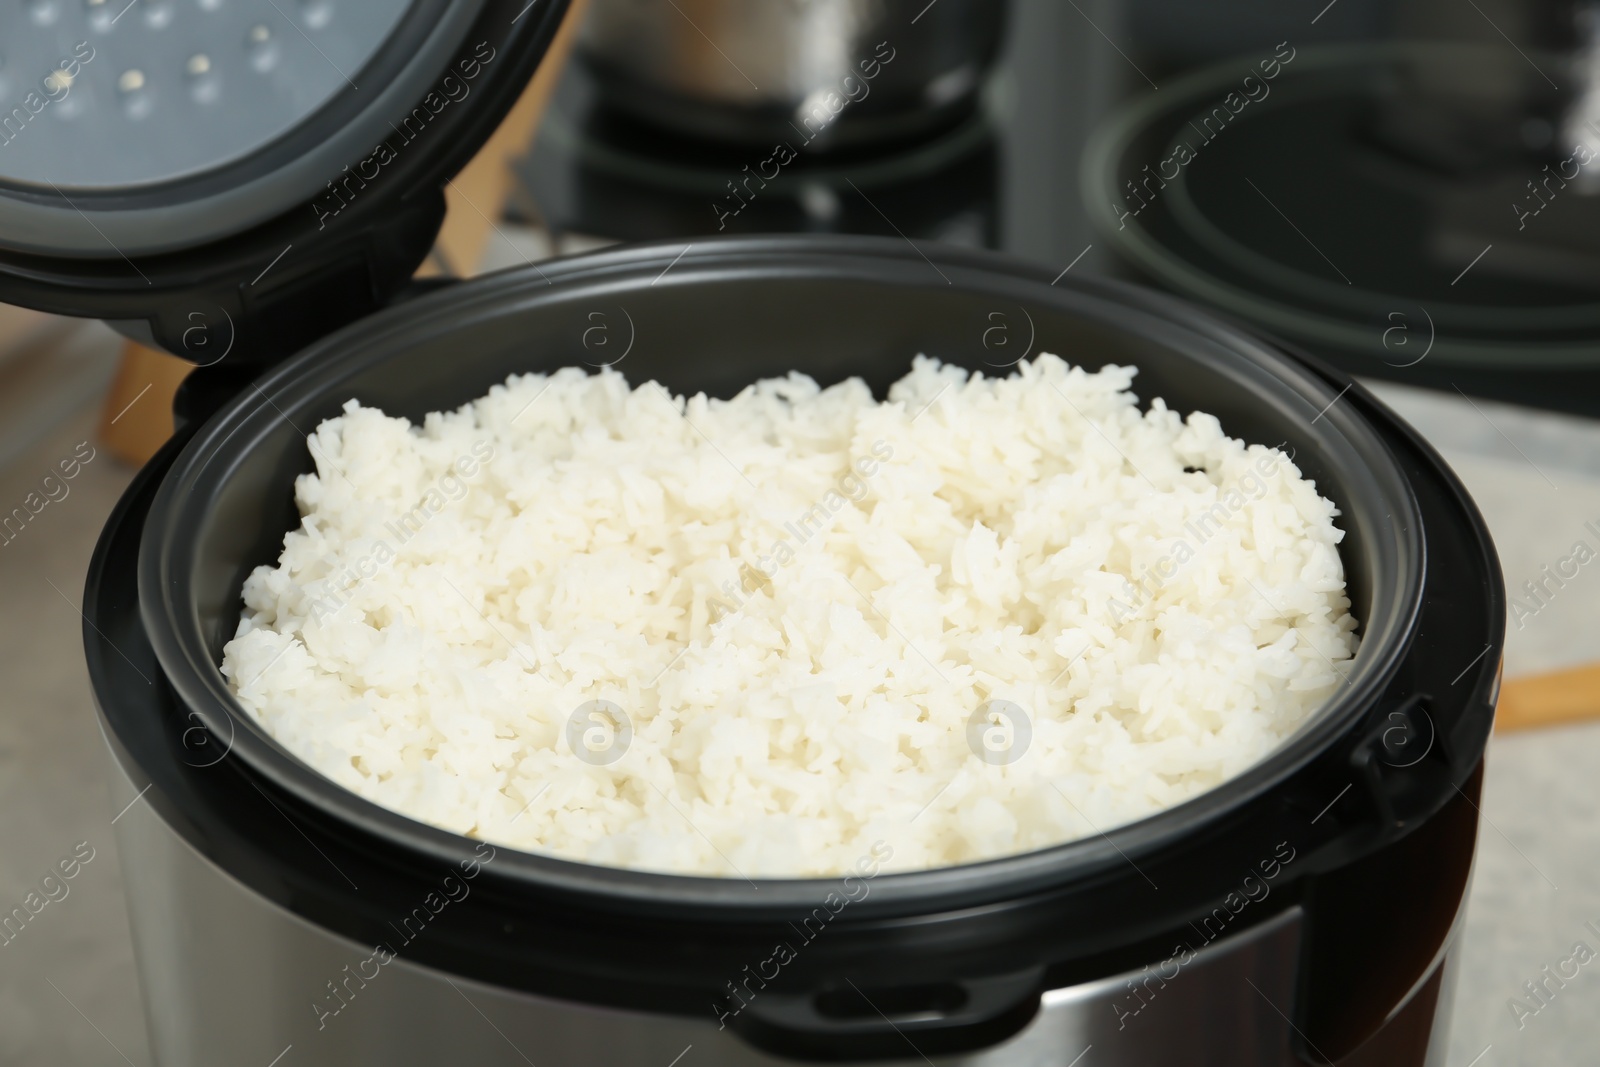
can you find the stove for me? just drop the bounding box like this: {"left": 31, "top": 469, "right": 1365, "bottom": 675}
{"left": 519, "top": 0, "right": 1600, "bottom": 417}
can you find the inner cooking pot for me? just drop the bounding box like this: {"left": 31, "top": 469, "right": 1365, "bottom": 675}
{"left": 104, "top": 235, "right": 1492, "bottom": 1063}
{"left": 137, "top": 235, "right": 1424, "bottom": 916}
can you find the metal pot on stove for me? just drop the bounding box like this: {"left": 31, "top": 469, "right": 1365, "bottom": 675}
{"left": 577, "top": 0, "right": 1008, "bottom": 149}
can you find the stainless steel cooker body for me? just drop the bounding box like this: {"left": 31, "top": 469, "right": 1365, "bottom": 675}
{"left": 84, "top": 237, "right": 1503, "bottom": 1067}
{"left": 106, "top": 752, "right": 1461, "bottom": 1067}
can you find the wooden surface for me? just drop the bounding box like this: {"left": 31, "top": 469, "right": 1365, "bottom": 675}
{"left": 98, "top": 0, "right": 588, "bottom": 465}
{"left": 97, "top": 342, "right": 190, "bottom": 463}
{"left": 424, "top": 0, "right": 588, "bottom": 278}
{"left": 0, "top": 302, "right": 50, "bottom": 353}
{"left": 1496, "top": 663, "right": 1600, "bottom": 733}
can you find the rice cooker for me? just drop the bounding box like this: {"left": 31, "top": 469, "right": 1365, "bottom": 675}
{"left": 0, "top": 4, "right": 1503, "bottom": 1065}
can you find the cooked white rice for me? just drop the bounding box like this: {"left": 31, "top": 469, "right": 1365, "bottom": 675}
{"left": 222, "top": 354, "right": 1358, "bottom": 877}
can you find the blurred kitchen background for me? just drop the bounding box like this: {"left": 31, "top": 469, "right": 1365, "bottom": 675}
{"left": 4, "top": 0, "right": 1600, "bottom": 1063}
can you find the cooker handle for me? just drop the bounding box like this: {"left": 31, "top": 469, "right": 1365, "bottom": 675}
{"left": 726, "top": 966, "right": 1044, "bottom": 1061}
{"left": 171, "top": 276, "right": 463, "bottom": 432}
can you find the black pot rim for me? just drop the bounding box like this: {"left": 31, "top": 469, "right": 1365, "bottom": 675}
{"left": 136, "top": 233, "right": 1426, "bottom": 918}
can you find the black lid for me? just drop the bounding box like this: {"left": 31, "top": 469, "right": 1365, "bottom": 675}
{"left": 0, "top": 0, "right": 571, "bottom": 364}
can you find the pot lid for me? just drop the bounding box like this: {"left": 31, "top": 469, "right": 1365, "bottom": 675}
{"left": 0, "top": 0, "right": 572, "bottom": 363}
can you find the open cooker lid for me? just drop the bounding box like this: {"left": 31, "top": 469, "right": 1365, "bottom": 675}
{"left": 0, "top": 0, "right": 571, "bottom": 363}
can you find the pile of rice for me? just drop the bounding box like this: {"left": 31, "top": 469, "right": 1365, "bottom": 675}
{"left": 222, "top": 354, "right": 1358, "bottom": 877}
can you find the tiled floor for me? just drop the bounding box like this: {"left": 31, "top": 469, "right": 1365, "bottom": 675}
{"left": 0, "top": 374, "right": 1596, "bottom": 1066}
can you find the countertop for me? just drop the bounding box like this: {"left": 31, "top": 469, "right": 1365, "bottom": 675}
{"left": 1363, "top": 379, "right": 1600, "bottom": 1067}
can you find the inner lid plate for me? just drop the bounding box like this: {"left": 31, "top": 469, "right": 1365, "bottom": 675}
{"left": 0, "top": 0, "right": 411, "bottom": 189}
